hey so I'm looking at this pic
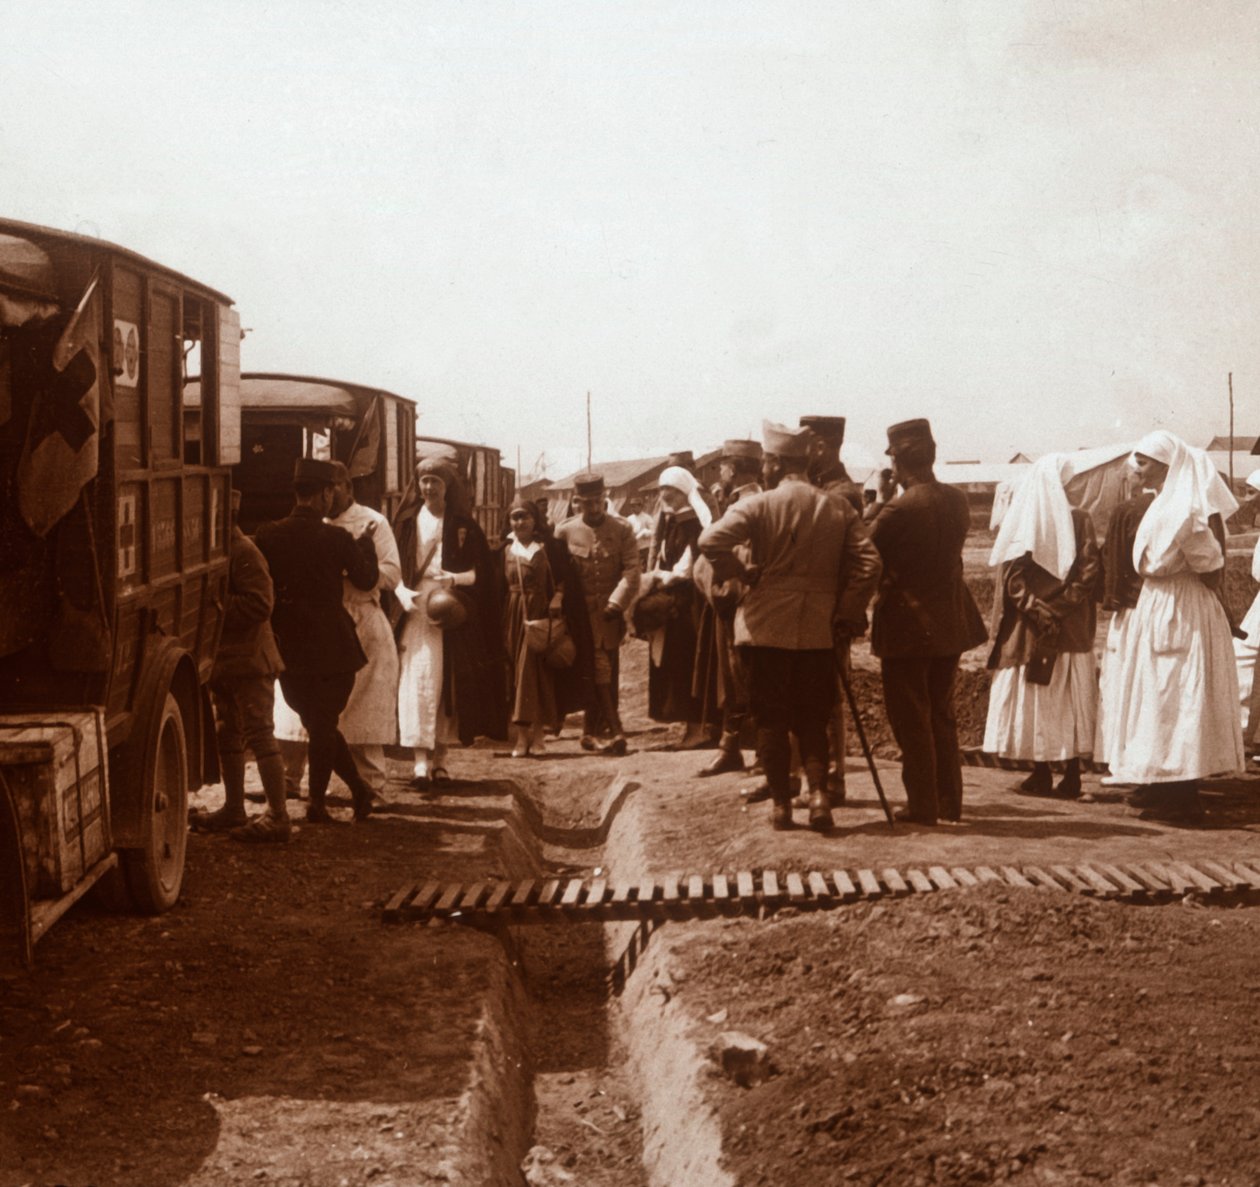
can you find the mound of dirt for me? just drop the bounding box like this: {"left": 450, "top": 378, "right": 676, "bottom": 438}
{"left": 673, "top": 888, "right": 1260, "bottom": 1186}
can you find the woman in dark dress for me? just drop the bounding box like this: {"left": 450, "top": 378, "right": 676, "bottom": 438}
{"left": 501, "top": 495, "right": 596, "bottom": 755}
{"left": 643, "top": 466, "right": 710, "bottom": 739}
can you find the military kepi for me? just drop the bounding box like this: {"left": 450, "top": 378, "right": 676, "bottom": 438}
{"left": 885, "top": 418, "right": 934, "bottom": 456}
{"left": 721, "top": 438, "right": 762, "bottom": 461}
{"left": 293, "top": 457, "right": 338, "bottom": 485}
{"left": 761, "top": 419, "right": 812, "bottom": 459}
{"left": 798, "top": 415, "right": 845, "bottom": 444}
{"left": 574, "top": 471, "right": 605, "bottom": 495}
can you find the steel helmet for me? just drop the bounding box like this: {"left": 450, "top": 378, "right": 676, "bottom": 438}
{"left": 425, "top": 587, "right": 468, "bottom": 629}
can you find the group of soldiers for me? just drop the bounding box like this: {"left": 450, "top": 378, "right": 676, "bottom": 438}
{"left": 554, "top": 413, "right": 984, "bottom": 832}
{"left": 197, "top": 410, "right": 986, "bottom": 841}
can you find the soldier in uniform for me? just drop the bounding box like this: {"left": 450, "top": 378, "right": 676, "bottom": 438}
{"left": 255, "top": 458, "right": 380, "bottom": 823}
{"left": 801, "top": 414, "right": 865, "bottom": 804}
{"left": 195, "top": 491, "right": 291, "bottom": 842}
{"left": 801, "top": 414, "right": 864, "bottom": 514}
{"left": 555, "top": 472, "right": 640, "bottom": 754}
{"left": 693, "top": 439, "right": 762, "bottom": 777}
{"left": 699, "top": 421, "right": 881, "bottom": 831}
{"left": 869, "top": 418, "right": 987, "bottom": 825}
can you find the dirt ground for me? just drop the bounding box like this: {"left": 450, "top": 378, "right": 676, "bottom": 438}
{"left": 3, "top": 622, "right": 1260, "bottom": 1185}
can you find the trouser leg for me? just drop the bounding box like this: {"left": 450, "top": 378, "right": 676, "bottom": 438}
{"left": 928, "top": 655, "right": 964, "bottom": 821}
{"left": 279, "top": 739, "right": 307, "bottom": 796}
{"left": 746, "top": 647, "right": 793, "bottom": 799}
{"left": 211, "top": 684, "right": 248, "bottom": 818}
{"left": 880, "top": 656, "right": 939, "bottom": 823}
{"left": 351, "top": 743, "right": 388, "bottom": 794}
{"left": 791, "top": 650, "right": 835, "bottom": 796}
{"left": 280, "top": 672, "right": 356, "bottom": 810}
{"left": 235, "top": 675, "right": 288, "bottom": 822}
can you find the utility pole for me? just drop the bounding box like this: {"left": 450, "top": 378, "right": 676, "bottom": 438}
{"left": 1229, "top": 372, "right": 1235, "bottom": 491}
{"left": 586, "top": 391, "right": 592, "bottom": 472}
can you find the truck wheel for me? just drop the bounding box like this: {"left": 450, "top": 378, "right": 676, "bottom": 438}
{"left": 121, "top": 693, "right": 189, "bottom": 913}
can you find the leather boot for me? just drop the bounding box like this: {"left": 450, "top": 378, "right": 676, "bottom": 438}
{"left": 807, "top": 787, "right": 832, "bottom": 832}
{"left": 1054, "top": 758, "right": 1082, "bottom": 799}
{"left": 698, "top": 747, "right": 744, "bottom": 777}
{"left": 1018, "top": 763, "right": 1053, "bottom": 796}
{"left": 771, "top": 795, "right": 793, "bottom": 831}
{"left": 257, "top": 751, "right": 290, "bottom": 825}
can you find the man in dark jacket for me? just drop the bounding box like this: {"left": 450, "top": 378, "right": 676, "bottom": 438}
{"left": 195, "top": 492, "right": 291, "bottom": 842}
{"left": 255, "top": 458, "right": 379, "bottom": 823}
{"left": 870, "top": 419, "right": 987, "bottom": 825}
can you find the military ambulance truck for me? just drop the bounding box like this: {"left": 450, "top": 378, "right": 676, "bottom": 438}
{"left": 0, "top": 219, "right": 240, "bottom": 969}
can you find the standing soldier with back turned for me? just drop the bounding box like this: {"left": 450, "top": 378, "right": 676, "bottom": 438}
{"left": 869, "top": 418, "right": 987, "bottom": 825}
{"left": 255, "top": 458, "right": 380, "bottom": 823}
{"left": 699, "top": 421, "right": 881, "bottom": 832}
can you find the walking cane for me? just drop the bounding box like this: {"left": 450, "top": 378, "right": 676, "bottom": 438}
{"left": 837, "top": 657, "right": 896, "bottom": 831}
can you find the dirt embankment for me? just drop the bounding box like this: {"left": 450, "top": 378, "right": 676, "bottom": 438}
{"left": 673, "top": 887, "right": 1260, "bottom": 1187}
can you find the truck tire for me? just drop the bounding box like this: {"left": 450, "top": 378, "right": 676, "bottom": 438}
{"left": 120, "top": 692, "right": 189, "bottom": 913}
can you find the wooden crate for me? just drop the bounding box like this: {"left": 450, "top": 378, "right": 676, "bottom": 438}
{"left": 0, "top": 710, "right": 110, "bottom": 898}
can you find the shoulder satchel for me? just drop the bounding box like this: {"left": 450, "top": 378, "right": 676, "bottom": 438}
{"left": 515, "top": 548, "right": 576, "bottom": 669}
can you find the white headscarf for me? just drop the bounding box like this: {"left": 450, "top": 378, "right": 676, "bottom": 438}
{"left": 988, "top": 453, "right": 1076, "bottom": 580}
{"left": 658, "top": 465, "right": 712, "bottom": 526}
{"left": 1131, "top": 429, "right": 1238, "bottom": 571}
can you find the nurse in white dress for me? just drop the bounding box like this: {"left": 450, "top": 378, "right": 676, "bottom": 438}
{"left": 1106, "top": 431, "right": 1242, "bottom": 819}
{"left": 1231, "top": 470, "right": 1260, "bottom": 748}
{"left": 395, "top": 465, "right": 473, "bottom": 785}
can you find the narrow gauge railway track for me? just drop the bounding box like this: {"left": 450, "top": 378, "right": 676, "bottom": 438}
{"left": 383, "top": 857, "right": 1260, "bottom": 925}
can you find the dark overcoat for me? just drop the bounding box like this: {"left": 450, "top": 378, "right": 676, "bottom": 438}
{"left": 868, "top": 480, "right": 986, "bottom": 659}
{"left": 254, "top": 506, "right": 378, "bottom": 675}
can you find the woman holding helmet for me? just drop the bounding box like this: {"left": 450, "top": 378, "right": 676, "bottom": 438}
{"left": 394, "top": 456, "right": 505, "bottom": 786}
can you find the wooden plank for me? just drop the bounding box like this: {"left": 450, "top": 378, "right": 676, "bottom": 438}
{"left": 536, "top": 878, "right": 563, "bottom": 908}
{"left": 879, "top": 868, "right": 911, "bottom": 896}
{"left": 1048, "top": 865, "right": 1093, "bottom": 894}
{"left": 974, "top": 865, "right": 1004, "bottom": 885}
{"left": 1093, "top": 863, "right": 1146, "bottom": 896}
{"left": 1124, "top": 864, "right": 1174, "bottom": 898}
{"left": 662, "top": 874, "right": 682, "bottom": 902}
{"left": 1000, "top": 866, "right": 1035, "bottom": 889}
{"left": 831, "top": 870, "right": 859, "bottom": 902}
{"left": 1145, "top": 862, "right": 1193, "bottom": 896}
{"left": 905, "top": 868, "right": 934, "bottom": 894}
{"left": 712, "top": 873, "right": 731, "bottom": 901}
{"left": 949, "top": 867, "right": 980, "bottom": 888}
{"left": 786, "top": 872, "right": 807, "bottom": 903}
{"left": 1169, "top": 862, "right": 1222, "bottom": 896}
{"left": 610, "top": 881, "right": 634, "bottom": 904}
{"left": 1022, "top": 866, "right": 1066, "bottom": 892}
{"left": 384, "top": 883, "right": 419, "bottom": 918}
{"left": 761, "top": 870, "right": 783, "bottom": 904}
{"left": 687, "top": 874, "right": 706, "bottom": 901}
{"left": 560, "top": 879, "right": 585, "bottom": 908}
{"left": 807, "top": 871, "right": 831, "bottom": 901}
{"left": 855, "top": 869, "right": 882, "bottom": 898}
{"left": 587, "top": 878, "right": 609, "bottom": 906}
{"left": 1194, "top": 860, "right": 1248, "bottom": 892}
{"left": 735, "top": 870, "right": 755, "bottom": 900}
{"left": 458, "top": 881, "right": 489, "bottom": 911}
{"left": 1071, "top": 865, "right": 1121, "bottom": 898}
{"left": 636, "top": 877, "right": 657, "bottom": 904}
{"left": 434, "top": 884, "right": 463, "bottom": 914}
{"left": 1227, "top": 860, "right": 1260, "bottom": 890}
{"left": 927, "top": 866, "right": 958, "bottom": 891}
{"left": 509, "top": 879, "right": 537, "bottom": 908}
{"left": 484, "top": 882, "right": 513, "bottom": 913}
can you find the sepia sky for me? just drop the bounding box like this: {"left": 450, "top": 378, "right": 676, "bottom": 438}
{"left": 3, "top": 1, "right": 1257, "bottom": 479}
